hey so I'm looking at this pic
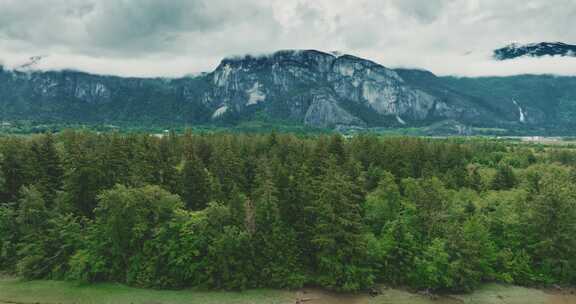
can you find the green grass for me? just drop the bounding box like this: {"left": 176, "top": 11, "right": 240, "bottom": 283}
{"left": 0, "top": 277, "right": 293, "bottom": 304}
{"left": 369, "top": 284, "right": 552, "bottom": 304}
{"left": 0, "top": 278, "right": 568, "bottom": 304}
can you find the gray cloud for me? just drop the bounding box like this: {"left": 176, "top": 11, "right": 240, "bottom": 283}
{"left": 83, "top": 0, "right": 276, "bottom": 55}
{"left": 0, "top": 0, "right": 281, "bottom": 57}
{"left": 0, "top": 0, "right": 575, "bottom": 77}
{"left": 393, "top": 0, "right": 449, "bottom": 24}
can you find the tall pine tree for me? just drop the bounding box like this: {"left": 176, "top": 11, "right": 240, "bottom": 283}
{"left": 308, "top": 158, "right": 373, "bottom": 291}
{"left": 251, "top": 160, "right": 305, "bottom": 288}
{"left": 31, "top": 133, "right": 64, "bottom": 204}
{"left": 181, "top": 155, "right": 212, "bottom": 210}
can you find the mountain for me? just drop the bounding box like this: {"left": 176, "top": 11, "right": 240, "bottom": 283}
{"left": 2, "top": 49, "right": 576, "bottom": 134}
{"left": 0, "top": 66, "right": 212, "bottom": 125}
{"left": 494, "top": 42, "right": 576, "bottom": 60}
{"left": 204, "top": 50, "right": 497, "bottom": 128}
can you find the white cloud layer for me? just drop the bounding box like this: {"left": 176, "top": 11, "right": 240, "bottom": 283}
{"left": 0, "top": 0, "right": 575, "bottom": 77}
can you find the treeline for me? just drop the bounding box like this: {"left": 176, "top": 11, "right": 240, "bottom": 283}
{"left": 1, "top": 131, "right": 576, "bottom": 292}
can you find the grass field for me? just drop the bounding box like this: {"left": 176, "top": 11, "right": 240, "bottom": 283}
{"left": 1, "top": 277, "right": 574, "bottom": 304}
{"left": 0, "top": 277, "right": 293, "bottom": 304}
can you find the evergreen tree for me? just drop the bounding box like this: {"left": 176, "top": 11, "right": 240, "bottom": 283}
{"left": 205, "top": 226, "right": 255, "bottom": 290}
{"left": 327, "top": 134, "right": 347, "bottom": 165}
{"left": 3, "top": 131, "right": 576, "bottom": 292}
{"left": 31, "top": 133, "right": 64, "bottom": 204}
{"left": 413, "top": 239, "right": 452, "bottom": 290}
{"left": 209, "top": 141, "right": 244, "bottom": 200}
{"left": 402, "top": 177, "right": 450, "bottom": 240}
{"left": 14, "top": 186, "right": 50, "bottom": 279}
{"left": 228, "top": 186, "right": 248, "bottom": 228}
{"left": 157, "top": 135, "right": 180, "bottom": 193}
{"left": 308, "top": 159, "right": 373, "bottom": 291}
{"left": 251, "top": 161, "right": 305, "bottom": 288}
{"left": 364, "top": 171, "right": 402, "bottom": 234}
{"left": 491, "top": 164, "right": 517, "bottom": 190}
{"left": 181, "top": 155, "right": 212, "bottom": 210}
{"left": 525, "top": 168, "right": 576, "bottom": 282}
{"left": 91, "top": 185, "right": 184, "bottom": 282}
{"left": 467, "top": 165, "right": 484, "bottom": 192}
{"left": 371, "top": 213, "right": 420, "bottom": 285}
{"left": 101, "top": 134, "right": 131, "bottom": 187}
{"left": 447, "top": 217, "right": 497, "bottom": 292}
{"left": 0, "top": 154, "right": 5, "bottom": 197}
{"left": 60, "top": 156, "right": 105, "bottom": 217}
{"left": 0, "top": 140, "right": 33, "bottom": 202}
{"left": 0, "top": 203, "right": 18, "bottom": 271}
{"left": 16, "top": 186, "right": 48, "bottom": 234}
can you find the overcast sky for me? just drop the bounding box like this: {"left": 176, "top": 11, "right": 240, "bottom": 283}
{"left": 1, "top": 0, "right": 575, "bottom": 77}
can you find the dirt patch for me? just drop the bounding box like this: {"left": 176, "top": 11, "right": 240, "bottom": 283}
{"left": 371, "top": 288, "right": 463, "bottom": 304}
{"left": 292, "top": 288, "right": 463, "bottom": 304}
{"left": 294, "top": 289, "right": 369, "bottom": 304}
{"left": 545, "top": 287, "right": 576, "bottom": 304}
{"left": 547, "top": 294, "right": 576, "bottom": 304}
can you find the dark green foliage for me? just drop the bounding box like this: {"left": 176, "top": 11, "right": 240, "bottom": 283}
{"left": 251, "top": 161, "right": 305, "bottom": 288}
{"left": 14, "top": 186, "right": 83, "bottom": 280}
{"left": 363, "top": 171, "right": 402, "bottom": 234}
{"left": 492, "top": 164, "right": 517, "bottom": 190}
{"left": 402, "top": 177, "right": 450, "bottom": 240}
{"left": 31, "top": 133, "right": 64, "bottom": 204}
{"left": 92, "top": 185, "right": 184, "bottom": 283}
{"left": 369, "top": 215, "right": 419, "bottom": 285}
{"left": 412, "top": 239, "right": 452, "bottom": 290}
{"left": 0, "top": 203, "right": 18, "bottom": 271}
{"left": 308, "top": 160, "right": 374, "bottom": 291}
{"left": 0, "top": 138, "right": 34, "bottom": 203}
{"left": 59, "top": 160, "right": 105, "bottom": 217}
{"left": 203, "top": 225, "right": 254, "bottom": 290}
{"left": 523, "top": 166, "right": 576, "bottom": 282}
{"left": 2, "top": 131, "right": 576, "bottom": 293}
{"left": 181, "top": 155, "right": 212, "bottom": 210}
{"left": 446, "top": 217, "right": 498, "bottom": 291}
{"left": 0, "top": 154, "right": 5, "bottom": 194}
{"left": 196, "top": 203, "right": 255, "bottom": 290}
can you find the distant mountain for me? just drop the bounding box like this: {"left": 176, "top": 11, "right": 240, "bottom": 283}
{"left": 2, "top": 49, "right": 576, "bottom": 135}
{"left": 494, "top": 42, "right": 576, "bottom": 60}
{"left": 203, "top": 50, "right": 498, "bottom": 128}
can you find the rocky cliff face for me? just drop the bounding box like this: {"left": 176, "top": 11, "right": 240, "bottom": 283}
{"left": 0, "top": 68, "right": 210, "bottom": 123}
{"left": 201, "top": 50, "right": 490, "bottom": 128}
{"left": 1, "top": 49, "right": 575, "bottom": 131}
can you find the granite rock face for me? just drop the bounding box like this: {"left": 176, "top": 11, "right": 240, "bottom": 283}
{"left": 201, "top": 50, "right": 486, "bottom": 127}
{"left": 303, "top": 88, "right": 366, "bottom": 128}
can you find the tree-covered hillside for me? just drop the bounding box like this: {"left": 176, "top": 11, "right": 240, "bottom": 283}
{"left": 441, "top": 75, "right": 576, "bottom": 127}
{"left": 1, "top": 132, "right": 576, "bottom": 292}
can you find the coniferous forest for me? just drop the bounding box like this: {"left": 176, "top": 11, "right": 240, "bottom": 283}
{"left": 1, "top": 131, "right": 576, "bottom": 293}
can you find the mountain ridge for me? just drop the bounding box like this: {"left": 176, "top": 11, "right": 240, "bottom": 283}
{"left": 494, "top": 42, "right": 576, "bottom": 60}
{"left": 2, "top": 48, "right": 576, "bottom": 134}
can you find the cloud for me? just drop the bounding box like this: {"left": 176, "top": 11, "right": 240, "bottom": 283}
{"left": 0, "top": 0, "right": 575, "bottom": 77}
{"left": 392, "top": 0, "right": 448, "bottom": 24}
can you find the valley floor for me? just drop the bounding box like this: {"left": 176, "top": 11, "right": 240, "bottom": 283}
{"left": 0, "top": 277, "right": 574, "bottom": 304}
